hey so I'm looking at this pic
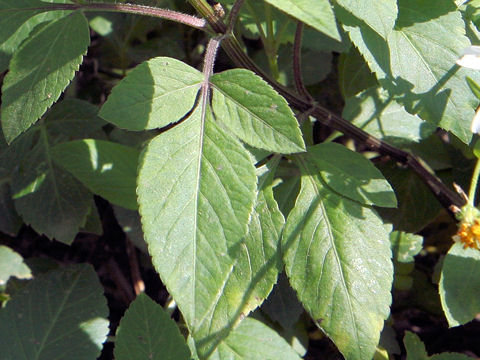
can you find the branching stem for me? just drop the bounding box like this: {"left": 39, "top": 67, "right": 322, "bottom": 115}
{"left": 187, "top": 0, "right": 465, "bottom": 211}
{"left": 29, "top": 0, "right": 465, "bottom": 212}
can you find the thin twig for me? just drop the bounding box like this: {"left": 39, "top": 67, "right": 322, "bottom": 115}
{"left": 17, "top": 2, "right": 207, "bottom": 30}
{"left": 125, "top": 236, "right": 145, "bottom": 295}
{"left": 106, "top": 258, "right": 135, "bottom": 304}
{"left": 187, "top": 0, "right": 466, "bottom": 211}
{"left": 293, "top": 22, "right": 314, "bottom": 102}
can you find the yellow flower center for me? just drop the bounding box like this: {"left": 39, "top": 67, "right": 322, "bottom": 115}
{"left": 454, "top": 219, "right": 480, "bottom": 250}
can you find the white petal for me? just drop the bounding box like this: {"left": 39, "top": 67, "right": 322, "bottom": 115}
{"left": 461, "top": 45, "right": 480, "bottom": 56}
{"left": 457, "top": 46, "right": 480, "bottom": 70}
{"left": 471, "top": 107, "right": 480, "bottom": 134}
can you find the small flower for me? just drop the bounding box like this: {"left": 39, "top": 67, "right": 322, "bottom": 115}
{"left": 457, "top": 45, "right": 480, "bottom": 70}
{"left": 453, "top": 219, "right": 480, "bottom": 249}
{"left": 452, "top": 203, "right": 480, "bottom": 250}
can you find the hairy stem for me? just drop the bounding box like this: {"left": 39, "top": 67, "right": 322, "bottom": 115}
{"left": 27, "top": 2, "right": 207, "bottom": 29}
{"left": 201, "top": 36, "right": 222, "bottom": 105}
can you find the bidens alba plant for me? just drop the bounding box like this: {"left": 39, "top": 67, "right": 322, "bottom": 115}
{"left": 2, "top": 0, "right": 480, "bottom": 359}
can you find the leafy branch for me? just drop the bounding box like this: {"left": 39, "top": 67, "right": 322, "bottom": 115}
{"left": 0, "top": 0, "right": 467, "bottom": 212}
{"left": 187, "top": 0, "right": 465, "bottom": 212}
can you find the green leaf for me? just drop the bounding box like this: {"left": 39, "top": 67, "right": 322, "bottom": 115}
{"left": 42, "top": 98, "right": 107, "bottom": 141}
{"left": 376, "top": 162, "right": 441, "bottom": 233}
{"left": 209, "top": 317, "right": 301, "bottom": 360}
{"left": 404, "top": 331, "right": 474, "bottom": 360}
{"left": 193, "top": 159, "right": 284, "bottom": 357}
{"left": 253, "top": 45, "right": 333, "bottom": 87}
{"left": 273, "top": 164, "right": 301, "bottom": 217}
{"left": 439, "top": 243, "right": 480, "bottom": 327}
{"left": 0, "top": 0, "right": 49, "bottom": 45}
{"left": 0, "top": 245, "right": 32, "bottom": 285}
{"left": 342, "top": 87, "right": 435, "bottom": 146}
{"left": 114, "top": 293, "right": 190, "bottom": 360}
{"left": 8, "top": 100, "right": 103, "bottom": 244}
{"left": 307, "top": 143, "right": 397, "bottom": 208}
{"left": 1, "top": 11, "right": 90, "bottom": 143}
{"left": 99, "top": 57, "right": 203, "bottom": 131}
{"left": 302, "top": 25, "right": 350, "bottom": 53}
{"left": 341, "top": 0, "right": 480, "bottom": 143}
{"left": 338, "top": 46, "right": 377, "bottom": 98}
{"left": 137, "top": 104, "right": 257, "bottom": 357}
{"left": 261, "top": 272, "right": 304, "bottom": 330}
{"left": 0, "top": 183, "right": 22, "bottom": 236}
{"left": 51, "top": 139, "right": 139, "bottom": 210}
{"left": 404, "top": 332, "right": 429, "bottom": 360}
{"left": 282, "top": 155, "right": 393, "bottom": 360}
{"left": 0, "top": 264, "right": 109, "bottom": 359}
{"left": 466, "top": 76, "right": 480, "bottom": 101}
{"left": 211, "top": 69, "right": 305, "bottom": 154}
{"left": 11, "top": 130, "right": 92, "bottom": 244}
{"left": 222, "top": 0, "right": 295, "bottom": 44}
{"left": 474, "top": 139, "right": 480, "bottom": 159}
{"left": 113, "top": 206, "right": 147, "bottom": 253}
{"left": 390, "top": 231, "right": 423, "bottom": 263}
{"left": 0, "top": 2, "right": 70, "bottom": 73}
{"left": 335, "top": 0, "right": 397, "bottom": 38}
{"left": 262, "top": 0, "right": 340, "bottom": 40}
{"left": 81, "top": 202, "right": 103, "bottom": 236}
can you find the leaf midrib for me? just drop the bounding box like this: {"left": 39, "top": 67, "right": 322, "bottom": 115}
{"left": 212, "top": 83, "right": 302, "bottom": 150}
{"left": 297, "top": 157, "right": 362, "bottom": 356}
{"left": 33, "top": 270, "right": 83, "bottom": 359}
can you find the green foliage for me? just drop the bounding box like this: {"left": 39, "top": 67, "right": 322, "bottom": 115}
{"left": 1, "top": 11, "right": 90, "bottom": 143}
{"left": 261, "top": 272, "right": 304, "bottom": 330}
{"left": 0, "top": 0, "right": 70, "bottom": 73}
{"left": 341, "top": 0, "right": 480, "bottom": 143}
{"left": 0, "top": 245, "right": 32, "bottom": 285}
{"left": 336, "top": 0, "right": 397, "bottom": 39}
{"left": 404, "top": 332, "right": 474, "bottom": 360}
{"left": 376, "top": 163, "right": 442, "bottom": 233}
{"left": 390, "top": 231, "right": 423, "bottom": 263}
{"left": 306, "top": 142, "right": 397, "bottom": 207}
{"left": 282, "top": 154, "right": 393, "bottom": 360}
{"left": 137, "top": 103, "right": 257, "bottom": 357}
{"left": 1, "top": 0, "right": 480, "bottom": 359}
{"left": 439, "top": 243, "right": 480, "bottom": 327}
{"left": 211, "top": 69, "right": 305, "bottom": 153}
{"left": 99, "top": 57, "right": 203, "bottom": 130}
{"left": 0, "top": 264, "right": 109, "bottom": 359}
{"left": 261, "top": 0, "right": 340, "bottom": 40}
{"left": 343, "top": 86, "right": 435, "bottom": 146}
{"left": 4, "top": 99, "right": 104, "bottom": 244}
{"left": 114, "top": 293, "right": 191, "bottom": 360}
{"left": 51, "top": 139, "right": 139, "bottom": 210}
{"left": 208, "top": 317, "right": 301, "bottom": 360}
